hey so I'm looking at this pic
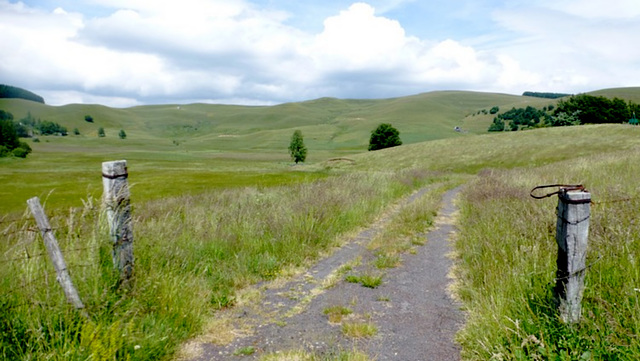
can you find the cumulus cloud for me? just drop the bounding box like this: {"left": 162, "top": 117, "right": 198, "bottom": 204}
{"left": 0, "top": 0, "right": 637, "bottom": 106}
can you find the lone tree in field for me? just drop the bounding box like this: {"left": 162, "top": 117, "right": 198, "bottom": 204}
{"left": 288, "top": 130, "right": 307, "bottom": 163}
{"left": 97, "top": 127, "right": 105, "bottom": 137}
{"left": 368, "top": 123, "right": 402, "bottom": 151}
{"left": 119, "top": 129, "right": 127, "bottom": 139}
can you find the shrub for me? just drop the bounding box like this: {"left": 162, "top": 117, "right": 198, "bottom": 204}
{"left": 12, "top": 147, "right": 28, "bottom": 158}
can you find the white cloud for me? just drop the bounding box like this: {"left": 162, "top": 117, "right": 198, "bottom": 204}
{"left": 1, "top": 0, "right": 638, "bottom": 106}
{"left": 311, "top": 3, "right": 413, "bottom": 71}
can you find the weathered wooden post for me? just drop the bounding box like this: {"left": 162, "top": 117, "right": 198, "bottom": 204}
{"left": 554, "top": 188, "right": 591, "bottom": 324}
{"left": 27, "top": 197, "right": 85, "bottom": 310}
{"left": 102, "top": 160, "right": 134, "bottom": 286}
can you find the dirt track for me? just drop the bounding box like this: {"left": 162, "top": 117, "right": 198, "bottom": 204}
{"left": 181, "top": 186, "right": 463, "bottom": 361}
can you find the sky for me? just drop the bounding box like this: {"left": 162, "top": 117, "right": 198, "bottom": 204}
{"left": 1, "top": 0, "right": 639, "bottom": 107}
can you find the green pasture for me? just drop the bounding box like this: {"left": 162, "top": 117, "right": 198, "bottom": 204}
{"left": 4, "top": 88, "right": 634, "bottom": 215}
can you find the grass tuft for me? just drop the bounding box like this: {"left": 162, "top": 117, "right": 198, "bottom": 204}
{"left": 234, "top": 346, "right": 256, "bottom": 356}
{"left": 342, "top": 321, "right": 378, "bottom": 338}
{"left": 323, "top": 305, "right": 353, "bottom": 323}
{"left": 345, "top": 273, "right": 383, "bottom": 289}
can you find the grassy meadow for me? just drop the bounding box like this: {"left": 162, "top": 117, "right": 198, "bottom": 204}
{"left": 2, "top": 88, "right": 640, "bottom": 360}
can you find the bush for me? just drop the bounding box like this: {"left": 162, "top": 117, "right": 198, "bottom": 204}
{"left": 368, "top": 123, "right": 402, "bottom": 151}
{"left": 12, "top": 147, "right": 28, "bottom": 158}
{"left": 98, "top": 127, "right": 105, "bottom": 137}
{"left": 84, "top": 115, "right": 93, "bottom": 123}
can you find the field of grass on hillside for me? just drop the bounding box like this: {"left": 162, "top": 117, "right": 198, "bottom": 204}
{"left": 0, "top": 90, "right": 525, "bottom": 215}
{"left": 4, "top": 88, "right": 639, "bottom": 216}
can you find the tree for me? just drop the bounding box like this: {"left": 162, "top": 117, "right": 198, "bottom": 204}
{"left": 98, "top": 127, "right": 105, "bottom": 137}
{"left": 368, "top": 123, "right": 402, "bottom": 151}
{"left": 489, "top": 106, "right": 499, "bottom": 114}
{"left": 0, "top": 110, "right": 32, "bottom": 158}
{"left": 0, "top": 115, "right": 19, "bottom": 150}
{"left": 119, "top": 129, "right": 127, "bottom": 139}
{"left": 73, "top": 128, "right": 80, "bottom": 135}
{"left": 488, "top": 118, "right": 505, "bottom": 132}
{"left": 84, "top": 115, "right": 93, "bottom": 123}
{"left": 288, "top": 130, "right": 307, "bottom": 163}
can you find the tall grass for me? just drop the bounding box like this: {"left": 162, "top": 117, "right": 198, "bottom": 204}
{"left": 0, "top": 170, "right": 434, "bottom": 360}
{"left": 455, "top": 149, "right": 640, "bottom": 360}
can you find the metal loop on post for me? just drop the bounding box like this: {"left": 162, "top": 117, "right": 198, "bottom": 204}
{"left": 530, "top": 184, "right": 587, "bottom": 200}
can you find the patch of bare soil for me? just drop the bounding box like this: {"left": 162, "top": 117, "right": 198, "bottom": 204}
{"left": 179, "top": 187, "right": 463, "bottom": 361}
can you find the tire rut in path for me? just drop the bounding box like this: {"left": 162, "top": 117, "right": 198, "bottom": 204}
{"left": 184, "top": 186, "right": 463, "bottom": 361}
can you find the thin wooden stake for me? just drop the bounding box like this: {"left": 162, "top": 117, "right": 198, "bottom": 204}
{"left": 102, "top": 160, "right": 134, "bottom": 286}
{"left": 555, "top": 189, "right": 591, "bottom": 324}
{"left": 27, "top": 197, "right": 85, "bottom": 310}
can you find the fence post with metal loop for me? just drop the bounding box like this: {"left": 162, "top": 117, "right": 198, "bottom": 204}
{"left": 102, "top": 160, "right": 134, "bottom": 287}
{"left": 531, "top": 184, "right": 591, "bottom": 324}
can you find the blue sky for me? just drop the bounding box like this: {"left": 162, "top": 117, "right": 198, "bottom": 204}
{"left": 1, "top": 0, "right": 639, "bottom": 107}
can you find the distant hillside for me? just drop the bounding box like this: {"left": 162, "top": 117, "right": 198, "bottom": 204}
{"left": 0, "top": 87, "right": 638, "bottom": 157}
{"left": 0, "top": 84, "right": 45, "bottom": 104}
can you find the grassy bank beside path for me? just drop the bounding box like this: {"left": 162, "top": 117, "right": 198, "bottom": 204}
{"left": 455, "top": 150, "right": 640, "bottom": 359}
{"left": 0, "top": 169, "right": 437, "bottom": 360}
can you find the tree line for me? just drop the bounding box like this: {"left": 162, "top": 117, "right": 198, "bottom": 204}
{"left": 0, "top": 84, "right": 45, "bottom": 104}
{"left": 13, "top": 112, "right": 68, "bottom": 137}
{"left": 489, "top": 94, "right": 640, "bottom": 132}
{"left": 522, "top": 91, "right": 572, "bottom": 99}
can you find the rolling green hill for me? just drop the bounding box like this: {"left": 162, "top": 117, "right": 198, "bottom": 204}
{"left": 0, "top": 91, "right": 555, "bottom": 155}
{"left": 1, "top": 87, "right": 639, "bottom": 215}
{"left": 2, "top": 88, "right": 639, "bottom": 155}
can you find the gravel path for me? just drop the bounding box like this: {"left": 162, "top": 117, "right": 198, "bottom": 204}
{"left": 182, "top": 186, "right": 463, "bottom": 361}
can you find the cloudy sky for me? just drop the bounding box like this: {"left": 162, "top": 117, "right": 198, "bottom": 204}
{"left": 1, "top": 0, "right": 639, "bottom": 107}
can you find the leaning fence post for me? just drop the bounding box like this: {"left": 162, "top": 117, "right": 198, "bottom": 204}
{"left": 102, "top": 160, "right": 134, "bottom": 286}
{"left": 27, "top": 197, "right": 85, "bottom": 310}
{"left": 554, "top": 188, "right": 591, "bottom": 324}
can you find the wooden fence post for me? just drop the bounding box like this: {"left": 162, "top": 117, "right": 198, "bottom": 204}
{"left": 27, "top": 197, "right": 85, "bottom": 310}
{"left": 102, "top": 160, "right": 134, "bottom": 286}
{"left": 555, "top": 188, "right": 591, "bottom": 324}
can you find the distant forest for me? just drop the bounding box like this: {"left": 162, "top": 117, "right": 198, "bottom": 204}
{"left": 489, "top": 94, "right": 640, "bottom": 132}
{"left": 522, "top": 91, "right": 572, "bottom": 99}
{"left": 0, "top": 84, "right": 45, "bottom": 104}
